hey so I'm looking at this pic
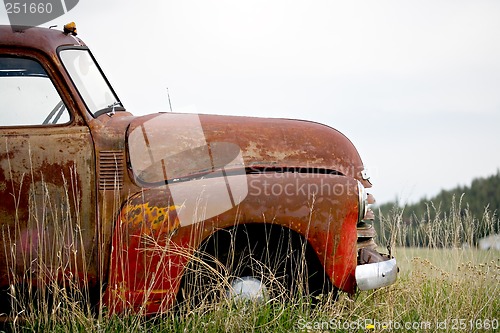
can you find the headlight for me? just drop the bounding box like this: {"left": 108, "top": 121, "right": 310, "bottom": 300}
{"left": 357, "top": 180, "right": 368, "bottom": 223}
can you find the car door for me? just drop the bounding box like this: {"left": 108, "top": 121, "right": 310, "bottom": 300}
{"left": 0, "top": 53, "right": 96, "bottom": 293}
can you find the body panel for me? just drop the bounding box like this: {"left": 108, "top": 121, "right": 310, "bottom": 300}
{"left": 106, "top": 173, "right": 359, "bottom": 313}
{"left": 126, "top": 113, "right": 370, "bottom": 188}
{"left": 0, "top": 124, "right": 96, "bottom": 288}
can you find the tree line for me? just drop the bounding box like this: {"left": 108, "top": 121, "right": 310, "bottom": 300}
{"left": 374, "top": 170, "right": 500, "bottom": 247}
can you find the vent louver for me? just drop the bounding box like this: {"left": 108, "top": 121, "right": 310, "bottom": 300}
{"left": 99, "top": 151, "right": 124, "bottom": 190}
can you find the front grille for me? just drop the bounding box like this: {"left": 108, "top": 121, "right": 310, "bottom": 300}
{"left": 357, "top": 193, "right": 377, "bottom": 250}
{"left": 357, "top": 219, "right": 377, "bottom": 250}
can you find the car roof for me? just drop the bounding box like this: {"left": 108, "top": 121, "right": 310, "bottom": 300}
{"left": 0, "top": 25, "right": 85, "bottom": 55}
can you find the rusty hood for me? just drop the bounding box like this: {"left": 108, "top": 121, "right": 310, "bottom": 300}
{"left": 125, "top": 113, "right": 369, "bottom": 187}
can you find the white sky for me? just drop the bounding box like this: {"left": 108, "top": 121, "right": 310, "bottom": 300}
{"left": 2, "top": 0, "right": 500, "bottom": 204}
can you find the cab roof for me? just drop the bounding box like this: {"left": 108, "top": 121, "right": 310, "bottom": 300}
{"left": 0, "top": 25, "right": 85, "bottom": 55}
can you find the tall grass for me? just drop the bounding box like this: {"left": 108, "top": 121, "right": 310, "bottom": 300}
{"left": 2, "top": 195, "right": 499, "bottom": 332}
{"left": 1, "top": 172, "right": 95, "bottom": 333}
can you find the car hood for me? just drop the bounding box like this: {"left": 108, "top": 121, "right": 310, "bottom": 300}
{"left": 125, "top": 113, "right": 369, "bottom": 187}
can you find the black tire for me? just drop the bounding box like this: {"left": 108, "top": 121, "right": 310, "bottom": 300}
{"left": 176, "top": 224, "right": 333, "bottom": 310}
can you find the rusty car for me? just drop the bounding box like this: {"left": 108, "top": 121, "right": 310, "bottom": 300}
{"left": 0, "top": 23, "right": 397, "bottom": 316}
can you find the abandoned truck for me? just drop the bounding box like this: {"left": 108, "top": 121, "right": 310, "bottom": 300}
{"left": 0, "top": 23, "right": 397, "bottom": 315}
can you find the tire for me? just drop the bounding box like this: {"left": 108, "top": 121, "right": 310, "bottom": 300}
{"left": 176, "top": 224, "right": 333, "bottom": 310}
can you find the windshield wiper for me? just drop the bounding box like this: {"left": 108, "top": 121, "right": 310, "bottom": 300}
{"left": 93, "top": 101, "right": 125, "bottom": 118}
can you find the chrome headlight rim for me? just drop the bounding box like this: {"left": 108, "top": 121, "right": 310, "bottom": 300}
{"left": 357, "top": 180, "right": 368, "bottom": 223}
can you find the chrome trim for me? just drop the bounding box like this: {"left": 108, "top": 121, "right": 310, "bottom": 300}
{"left": 367, "top": 193, "right": 376, "bottom": 204}
{"left": 226, "top": 276, "right": 269, "bottom": 303}
{"left": 355, "top": 259, "right": 398, "bottom": 290}
{"left": 357, "top": 180, "right": 368, "bottom": 222}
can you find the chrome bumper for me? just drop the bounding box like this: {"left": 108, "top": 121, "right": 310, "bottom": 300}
{"left": 355, "top": 258, "right": 398, "bottom": 290}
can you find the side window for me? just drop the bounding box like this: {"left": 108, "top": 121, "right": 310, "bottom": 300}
{"left": 0, "top": 56, "right": 70, "bottom": 126}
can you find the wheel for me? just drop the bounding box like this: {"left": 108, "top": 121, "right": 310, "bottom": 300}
{"left": 176, "top": 224, "right": 333, "bottom": 310}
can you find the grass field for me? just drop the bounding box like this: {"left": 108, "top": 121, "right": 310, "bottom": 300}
{"left": 2, "top": 207, "right": 499, "bottom": 332}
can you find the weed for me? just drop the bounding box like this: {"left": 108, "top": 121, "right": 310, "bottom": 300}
{"left": 1, "top": 193, "right": 499, "bottom": 332}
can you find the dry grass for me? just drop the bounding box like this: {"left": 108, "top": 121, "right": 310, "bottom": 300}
{"left": 1, "top": 193, "right": 499, "bottom": 332}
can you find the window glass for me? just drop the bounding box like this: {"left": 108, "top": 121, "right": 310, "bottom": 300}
{"left": 0, "top": 57, "right": 70, "bottom": 126}
{"left": 59, "top": 49, "right": 121, "bottom": 116}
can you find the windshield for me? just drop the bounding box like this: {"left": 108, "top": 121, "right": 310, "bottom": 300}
{"left": 59, "top": 49, "right": 122, "bottom": 116}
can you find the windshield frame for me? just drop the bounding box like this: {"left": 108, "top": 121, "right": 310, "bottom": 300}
{"left": 57, "top": 46, "right": 124, "bottom": 117}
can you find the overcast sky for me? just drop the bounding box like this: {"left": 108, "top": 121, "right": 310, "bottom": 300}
{"left": 2, "top": 0, "right": 500, "bottom": 204}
